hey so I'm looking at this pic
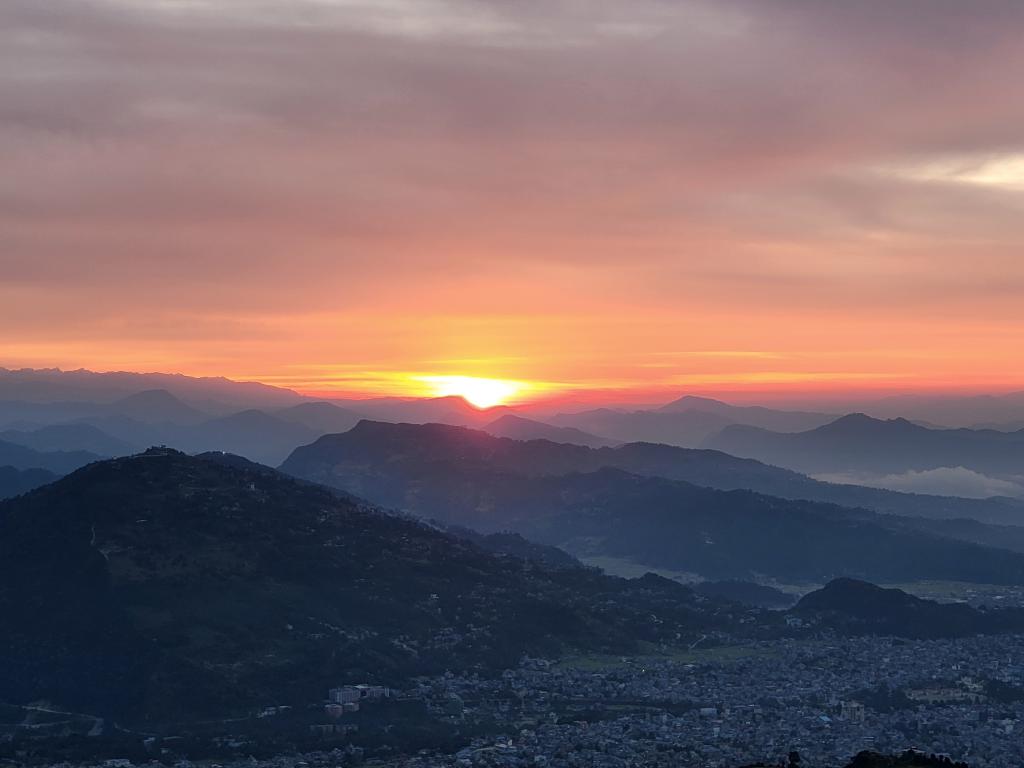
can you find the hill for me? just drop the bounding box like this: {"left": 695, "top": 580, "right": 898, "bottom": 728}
{"left": 0, "top": 438, "right": 101, "bottom": 474}
{"left": 693, "top": 580, "right": 797, "bottom": 608}
{"left": 63, "top": 408, "right": 325, "bottom": 467}
{"left": 333, "top": 395, "right": 512, "bottom": 428}
{"left": 0, "top": 423, "right": 138, "bottom": 456}
{"left": 856, "top": 389, "right": 1024, "bottom": 429}
{"left": 280, "top": 421, "right": 1024, "bottom": 528}
{"left": 657, "top": 395, "right": 837, "bottom": 432}
{"left": 0, "top": 367, "right": 304, "bottom": 410}
{"left": 0, "top": 449, "right": 741, "bottom": 726}
{"left": 483, "top": 414, "right": 617, "bottom": 448}
{"left": 110, "top": 389, "right": 209, "bottom": 424}
{"left": 550, "top": 407, "right": 737, "bottom": 447}
{"left": 275, "top": 401, "right": 362, "bottom": 434}
{"left": 280, "top": 423, "right": 1024, "bottom": 585}
{"left": 794, "top": 579, "right": 1024, "bottom": 638}
{"left": 177, "top": 409, "right": 321, "bottom": 465}
{"left": 0, "top": 465, "right": 57, "bottom": 499}
{"left": 704, "top": 414, "right": 1024, "bottom": 479}
{"left": 549, "top": 396, "right": 836, "bottom": 449}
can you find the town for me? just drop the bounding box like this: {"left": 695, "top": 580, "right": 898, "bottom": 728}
{"left": 294, "top": 633, "right": 1024, "bottom": 768}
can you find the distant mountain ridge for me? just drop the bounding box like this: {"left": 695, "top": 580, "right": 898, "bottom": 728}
{"left": 275, "top": 401, "right": 363, "bottom": 434}
{"left": 0, "top": 367, "right": 304, "bottom": 410}
{"left": 280, "top": 422, "right": 1024, "bottom": 585}
{"left": 705, "top": 413, "right": 1024, "bottom": 479}
{"left": 0, "top": 391, "right": 352, "bottom": 467}
{"left": 657, "top": 395, "right": 838, "bottom": 428}
{"left": 0, "top": 423, "right": 138, "bottom": 456}
{"left": 855, "top": 390, "right": 1024, "bottom": 429}
{"left": 329, "top": 394, "right": 514, "bottom": 428}
{"left": 281, "top": 420, "right": 1024, "bottom": 526}
{"left": 0, "top": 465, "right": 57, "bottom": 499}
{"left": 483, "top": 414, "right": 618, "bottom": 448}
{"left": 549, "top": 395, "right": 838, "bottom": 448}
{"left": 110, "top": 389, "right": 209, "bottom": 424}
{"left": 0, "top": 438, "right": 101, "bottom": 475}
{"left": 551, "top": 407, "right": 739, "bottom": 448}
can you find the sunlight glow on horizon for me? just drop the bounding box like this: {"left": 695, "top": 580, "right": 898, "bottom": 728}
{"left": 416, "top": 375, "right": 527, "bottom": 409}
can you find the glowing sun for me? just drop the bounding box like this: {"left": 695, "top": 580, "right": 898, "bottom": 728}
{"left": 419, "top": 375, "right": 522, "bottom": 409}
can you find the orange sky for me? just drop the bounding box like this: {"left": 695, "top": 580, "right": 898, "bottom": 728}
{"left": 3, "top": 0, "right": 1024, "bottom": 405}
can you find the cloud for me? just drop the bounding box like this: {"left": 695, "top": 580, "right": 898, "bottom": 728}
{"left": 815, "top": 467, "right": 1024, "bottom": 500}
{"left": 2, "top": 0, "right": 1024, "bottom": 391}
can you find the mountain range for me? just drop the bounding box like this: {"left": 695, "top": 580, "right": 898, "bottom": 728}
{"left": 851, "top": 390, "right": 1024, "bottom": 429}
{"left": 0, "top": 449, "right": 745, "bottom": 725}
{"left": 0, "top": 438, "right": 102, "bottom": 475}
{"left": 546, "top": 396, "right": 838, "bottom": 448}
{"left": 0, "top": 367, "right": 304, "bottom": 411}
{"left": 281, "top": 420, "right": 1024, "bottom": 526}
{"left": 280, "top": 421, "right": 1024, "bottom": 585}
{"left": 0, "top": 390, "right": 367, "bottom": 467}
{"left": 483, "top": 414, "right": 618, "bottom": 448}
{"left": 705, "top": 413, "right": 1024, "bottom": 486}
{"left": 0, "top": 465, "right": 58, "bottom": 499}
{"left": 0, "top": 423, "right": 139, "bottom": 456}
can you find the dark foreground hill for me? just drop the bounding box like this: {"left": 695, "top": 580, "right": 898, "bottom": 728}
{"left": 0, "top": 449, "right": 741, "bottom": 726}
{"left": 280, "top": 423, "right": 1024, "bottom": 585}
{"left": 280, "top": 421, "right": 1024, "bottom": 527}
{"left": 794, "top": 578, "right": 1024, "bottom": 638}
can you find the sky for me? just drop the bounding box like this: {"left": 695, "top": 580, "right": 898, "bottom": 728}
{"left": 3, "top": 0, "right": 1024, "bottom": 404}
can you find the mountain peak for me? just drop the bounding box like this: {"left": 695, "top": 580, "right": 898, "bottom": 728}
{"left": 482, "top": 414, "right": 617, "bottom": 448}
{"left": 657, "top": 394, "right": 728, "bottom": 413}
{"left": 111, "top": 389, "right": 207, "bottom": 424}
{"left": 818, "top": 413, "right": 926, "bottom": 435}
{"left": 114, "top": 388, "right": 185, "bottom": 406}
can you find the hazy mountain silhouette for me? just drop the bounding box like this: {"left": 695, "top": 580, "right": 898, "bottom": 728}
{"left": 483, "top": 414, "right": 618, "bottom": 448}
{"left": 705, "top": 413, "right": 1024, "bottom": 477}
{"left": 110, "top": 389, "right": 209, "bottom": 424}
{"left": 0, "top": 367, "right": 304, "bottom": 410}
{"left": 174, "top": 409, "right": 321, "bottom": 465}
{"left": 974, "top": 419, "right": 1024, "bottom": 432}
{"left": 657, "top": 395, "right": 837, "bottom": 431}
{"left": 281, "top": 423, "right": 1024, "bottom": 585}
{"left": 336, "top": 395, "right": 513, "bottom": 427}
{"left": 0, "top": 438, "right": 101, "bottom": 474}
{"left": 275, "top": 401, "right": 362, "bottom": 434}
{"left": 0, "top": 449, "right": 740, "bottom": 724}
{"left": 281, "top": 421, "right": 1024, "bottom": 526}
{"left": 0, "top": 423, "right": 138, "bottom": 456}
{"left": 550, "top": 407, "right": 736, "bottom": 447}
{"left": 0, "top": 465, "right": 57, "bottom": 499}
{"left": 550, "top": 395, "right": 836, "bottom": 448}
{"left": 854, "top": 390, "right": 1024, "bottom": 429}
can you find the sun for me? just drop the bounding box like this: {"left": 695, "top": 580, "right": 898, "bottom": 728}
{"left": 418, "top": 375, "right": 522, "bottom": 409}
